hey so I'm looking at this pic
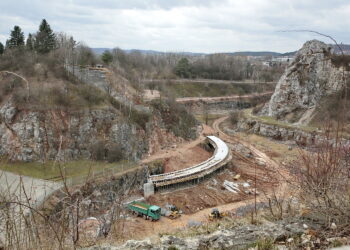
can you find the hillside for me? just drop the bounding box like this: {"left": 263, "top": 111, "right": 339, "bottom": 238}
{"left": 0, "top": 53, "right": 198, "bottom": 163}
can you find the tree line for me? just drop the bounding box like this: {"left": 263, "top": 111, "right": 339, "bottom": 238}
{"left": 99, "top": 49, "right": 284, "bottom": 83}
{"left": 0, "top": 20, "right": 284, "bottom": 84}
{"left": 174, "top": 55, "right": 284, "bottom": 82}
{"left": 1, "top": 19, "right": 56, "bottom": 54}
{"left": 0, "top": 19, "right": 100, "bottom": 77}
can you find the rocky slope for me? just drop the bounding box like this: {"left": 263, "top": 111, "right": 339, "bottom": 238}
{"left": 262, "top": 40, "right": 347, "bottom": 124}
{"left": 0, "top": 102, "right": 147, "bottom": 162}
{"left": 0, "top": 68, "right": 197, "bottom": 162}
{"left": 83, "top": 218, "right": 331, "bottom": 250}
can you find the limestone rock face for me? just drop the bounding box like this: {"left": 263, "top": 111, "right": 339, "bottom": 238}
{"left": 0, "top": 101, "right": 148, "bottom": 162}
{"left": 263, "top": 40, "right": 345, "bottom": 122}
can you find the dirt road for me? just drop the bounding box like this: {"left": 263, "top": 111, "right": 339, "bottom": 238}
{"left": 212, "top": 116, "right": 291, "bottom": 196}
{"left": 142, "top": 78, "right": 275, "bottom": 85}
{"left": 141, "top": 124, "right": 215, "bottom": 164}
{"left": 212, "top": 116, "right": 279, "bottom": 170}
{"left": 176, "top": 91, "right": 273, "bottom": 104}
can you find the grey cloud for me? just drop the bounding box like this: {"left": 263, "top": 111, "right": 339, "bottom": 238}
{"left": 73, "top": 0, "right": 220, "bottom": 10}
{"left": 0, "top": 0, "right": 349, "bottom": 52}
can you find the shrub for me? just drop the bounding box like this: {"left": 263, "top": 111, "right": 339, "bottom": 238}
{"left": 109, "top": 96, "right": 150, "bottom": 129}
{"left": 151, "top": 99, "right": 197, "bottom": 139}
{"left": 12, "top": 88, "right": 28, "bottom": 105}
{"left": 252, "top": 103, "right": 264, "bottom": 115}
{"left": 254, "top": 238, "right": 276, "bottom": 250}
{"left": 90, "top": 140, "right": 106, "bottom": 161}
{"left": 78, "top": 85, "right": 105, "bottom": 106}
{"left": 130, "top": 110, "right": 150, "bottom": 129}
{"left": 50, "top": 87, "right": 71, "bottom": 107}
{"left": 106, "top": 143, "right": 123, "bottom": 163}
{"left": 288, "top": 135, "right": 350, "bottom": 234}
{"left": 229, "top": 111, "right": 242, "bottom": 124}
{"left": 1, "top": 78, "right": 24, "bottom": 95}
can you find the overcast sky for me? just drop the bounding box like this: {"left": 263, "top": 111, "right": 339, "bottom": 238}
{"left": 1, "top": 0, "right": 349, "bottom": 53}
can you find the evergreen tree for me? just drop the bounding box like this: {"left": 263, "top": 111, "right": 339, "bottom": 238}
{"left": 26, "top": 33, "right": 35, "bottom": 50}
{"left": 34, "top": 19, "right": 56, "bottom": 53}
{"left": 101, "top": 50, "right": 113, "bottom": 64}
{"left": 8, "top": 25, "right": 25, "bottom": 48}
{"left": 0, "top": 42, "right": 4, "bottom": 55}
{"left": 175, "top": 58, "right": 192, "bottom": 78}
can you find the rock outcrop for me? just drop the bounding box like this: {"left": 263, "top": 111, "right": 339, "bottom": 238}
{"left": 0, "top": 67, "right": 198, "bottom": 162}
{"left": 263, "top": 40, "right": 346, "bottom": 123}
{"left": 0, "top": 101, "right": 148, "bottom": 162}
{"left": 84, "top": 219, "right": 305, "bottom": 250}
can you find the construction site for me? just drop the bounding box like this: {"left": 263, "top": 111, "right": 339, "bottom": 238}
{"left": 81, "top": 114, "right": 289, "bottom": 244}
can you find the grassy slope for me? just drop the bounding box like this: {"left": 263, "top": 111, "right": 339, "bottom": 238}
{"left": 195, "top": 113, "right": 224, "bottom": 126}
{"left": 0, "top": 159, "right": 136, "bottom": 181}
{"left": 166, "top": 82, "right": 271, "bottom": 98}
{"left": 243, "top": 109, "right": 350, "bottom": 139}
{"left": 243, "top": 109, "right": 318, "bottom": 132}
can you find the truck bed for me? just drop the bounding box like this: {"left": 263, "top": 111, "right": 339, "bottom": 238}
{"left": 132, "top": 203, "right": 148, "bottom": 210}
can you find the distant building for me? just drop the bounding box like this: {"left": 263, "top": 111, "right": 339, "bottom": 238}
{"left": 271, "top": 56, "right": 294, "bottom": 63}
{"left": 262, "top": 61, "right": 271, "bottom": 67}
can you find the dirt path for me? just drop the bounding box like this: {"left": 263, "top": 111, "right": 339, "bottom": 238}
{"left": 141, "top": 124, "right": 215, "bottom": 164}
{"left": 176, "top": 91, "right": 273, "bottom": 103}
{"left": 122, "top": 195, "right": 264, "bottom": 241}
{"left": 213, "top": 116, "right": 279, "bottom": 169}
{"left": 212, "top": 116, "right": 292, "bottom": 197}
{"left": 142, "top": 79, "right": 276, "bottom": 85}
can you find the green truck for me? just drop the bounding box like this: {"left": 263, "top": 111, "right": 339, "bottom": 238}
{"left": 127, "top": 201, "right": 161, "bottom": 221}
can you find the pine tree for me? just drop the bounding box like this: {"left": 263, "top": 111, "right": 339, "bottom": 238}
{"left": 26, "top": 33, "right": 35, "bottom": 50}
{"left": 34, "top": 19, "right": 56, "bottom": 54}
{"left": 0, "top": 42, "right": 4, "bottom": 55}
{"left": 101, "top": 50, "right": 113, "bottom": 64}
{"left": 175, "top": 58, "right": 192, "bottom": 78}
{"left": 8, "top": 25, "right": 25, "bottom": 48}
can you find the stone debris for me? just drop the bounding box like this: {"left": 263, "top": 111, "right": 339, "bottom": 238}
{"left": 84, "top": 220, "right": 306, "bottom": 250}
{"left": 78, "top": 217, "right": 101, "bottom": 239}
{"left": 223, "top": 180, "right": 240, "bottom": 193}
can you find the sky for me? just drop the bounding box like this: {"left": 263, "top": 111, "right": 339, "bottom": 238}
{"left": 1, "top": 0, "right": 349, "bottom": 53}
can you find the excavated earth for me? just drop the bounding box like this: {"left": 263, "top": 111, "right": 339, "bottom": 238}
{"left": 98, "top": 138, "right": 279, "bottom": 243}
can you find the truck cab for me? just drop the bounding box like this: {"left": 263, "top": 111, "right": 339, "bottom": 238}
{"left": 148, "top": 205, "right": 161, "bottom": 220}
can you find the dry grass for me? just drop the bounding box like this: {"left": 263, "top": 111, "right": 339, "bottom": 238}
{"left": 0, "top": 159, "right": 136, "bottom": 181}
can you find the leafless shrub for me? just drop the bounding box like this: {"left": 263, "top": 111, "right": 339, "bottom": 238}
{"left": 288, "top": 135, "right": 350, "bottom": 233}
{"left": 229, "top": 110, "right": 242, "bottom": 124}
{"left": 90, "top": 140, "right": 106, "bottom": 161}
{"left": 107, "top": 143, "right": 123, "bottom": 163}
{"left": 252, "top": 103, "right": 264, "bottom": 115}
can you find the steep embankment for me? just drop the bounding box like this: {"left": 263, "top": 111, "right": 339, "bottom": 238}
{"left": 0, "top": 68, "right": 198, "bottom": 162}
{"left": 0, "top": 103, "right": 148, "bottom": 161}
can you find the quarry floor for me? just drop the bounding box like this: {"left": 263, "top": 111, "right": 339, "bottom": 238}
{"left": 99, "top": 114, "right": 299, "bottom": 245}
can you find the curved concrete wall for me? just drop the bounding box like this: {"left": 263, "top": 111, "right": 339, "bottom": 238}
{"left": 149, "top": 136, "right": 231, "bottom": 187}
